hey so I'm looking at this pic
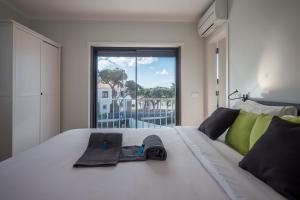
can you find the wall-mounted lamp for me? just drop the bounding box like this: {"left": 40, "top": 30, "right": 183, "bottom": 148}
{"left": 228, "top": 89, "right": 249, "bottom": 102}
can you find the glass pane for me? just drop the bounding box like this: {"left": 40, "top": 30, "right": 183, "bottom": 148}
{"left": 97, "top": 56, "right": 136, "bottom": 128}
{"left": 137, "top": 57, "right": 176, "bottom": 128}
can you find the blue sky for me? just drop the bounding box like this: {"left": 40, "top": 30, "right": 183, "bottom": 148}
{"left": 98, "top": 56, "right": 175, "bottom": 88}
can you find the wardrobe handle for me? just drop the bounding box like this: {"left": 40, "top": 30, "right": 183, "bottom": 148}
{"left": 41, "top": 92, "right": 43, "bottom": 95}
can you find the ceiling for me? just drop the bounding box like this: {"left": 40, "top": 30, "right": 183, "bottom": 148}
{"left": 3, "top": 0, "right": 213, "bottom": 22}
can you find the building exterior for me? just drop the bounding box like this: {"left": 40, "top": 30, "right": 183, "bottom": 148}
{"left": 97, "top": 83, "right": 133, "bottom": 114}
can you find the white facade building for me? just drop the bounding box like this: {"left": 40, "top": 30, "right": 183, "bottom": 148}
{"left": 97, "top": 83, "right": 133, "bottom": 114}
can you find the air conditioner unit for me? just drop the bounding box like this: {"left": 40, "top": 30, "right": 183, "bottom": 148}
{"left": 198, "top": 0, "right": 228, "bottom": 37}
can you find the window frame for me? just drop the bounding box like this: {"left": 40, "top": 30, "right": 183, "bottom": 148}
{"left": 90, "top": 47, "right": 181, "bottom": 128}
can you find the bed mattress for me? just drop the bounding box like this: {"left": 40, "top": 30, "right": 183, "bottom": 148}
{"left": 0, "top": 127, "right": 284, "bottom": 200}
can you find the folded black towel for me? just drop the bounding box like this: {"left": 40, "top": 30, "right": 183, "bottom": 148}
{"left": 73, "top": 133, "right": 122, "bottom": 167}
{"left": 119, "top": 135, "right": 167, "bottom": 162}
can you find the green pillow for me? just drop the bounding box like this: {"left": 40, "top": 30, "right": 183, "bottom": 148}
{"left": 249, "top": 114, "right": 273, "bottom": 149}
{"left": 282, "top": 116, "right": 300, "bottom": 124}
{"left": 225, "top": 111, "right": 258, "bottom": 155}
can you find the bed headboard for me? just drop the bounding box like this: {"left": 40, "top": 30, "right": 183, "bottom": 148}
{"left": 248, "top": 98, "right": 300, "bottom": 116}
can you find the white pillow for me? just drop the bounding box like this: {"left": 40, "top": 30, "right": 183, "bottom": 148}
{"left": 217, "top": 129, "right": 228, "bottom": 143}
{"left": 232, "top": 100, "right": 298, "bottom": 116}
{"left": 281, "top": 106, "right": 298, "bottom": 116}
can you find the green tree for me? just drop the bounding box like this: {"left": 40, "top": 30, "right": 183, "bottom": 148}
{"left": 138, "top": 88, "right": 152, "bottom": 109}
{"left": 170, "top": 83, "right": 176, "bottom": 97}
{"left": 151, "top": 87, "right": 174, "bottom": 109}
{"left": 98, "top": 68, "right": 127, "bottom": 98}
{"left": 166, "top": 83, "right": 176, "bottom": 109}
{"left": 125, "top": 80, "right": 143, "bottom": 99}
{"left": 138, "top": 85, "right": 175, "bottom": 109}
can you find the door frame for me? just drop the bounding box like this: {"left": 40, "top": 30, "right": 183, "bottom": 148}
{"left": 88, "top": 42, "right": 183, "bottom": 128}
{"left": 204, "top": 22, "right": 229, "bottom": 116}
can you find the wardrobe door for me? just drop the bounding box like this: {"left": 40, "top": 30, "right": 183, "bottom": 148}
{"left": 13, "top": 28, "right": 41, "bottom": 155}
{"left": 40, "top": 41, "right": 60, "bottom": 142}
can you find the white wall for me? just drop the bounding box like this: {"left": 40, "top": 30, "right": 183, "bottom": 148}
{"left": 0, "top": 1, "right": 30, "bottom": 26}
{"left": 228, "top": 0, "right": 300, "bottom": 104}
{"left": 30, "top": 21, "right": 205, "bottom": 131}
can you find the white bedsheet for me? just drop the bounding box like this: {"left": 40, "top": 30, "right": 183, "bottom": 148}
{"left": 176, "top": 126, "right": 285, "bottom": 200}
{"left": 0, "top": 127, "right": 284, "bottom": 200}
{"left": 0, "top": 128, "right": 228, "bottom": 200}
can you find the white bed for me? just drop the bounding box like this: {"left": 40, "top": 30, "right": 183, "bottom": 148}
{"left": 0, "top": 127, "right": 285, "bottom": 200}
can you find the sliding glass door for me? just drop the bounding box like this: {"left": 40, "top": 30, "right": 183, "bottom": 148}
{"left": 91, "top": 47, "right": 180, "bottom": 128}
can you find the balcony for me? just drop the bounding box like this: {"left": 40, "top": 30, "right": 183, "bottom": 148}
{"left": 97, "top": 98, "right": 176, "bottom": 128}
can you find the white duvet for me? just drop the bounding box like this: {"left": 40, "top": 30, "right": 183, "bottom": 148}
{"left": 0, "top": 127, "right": 284, "bottom": 200}
{"left": 176, "top": 127, "right": 285, "bottom": 200}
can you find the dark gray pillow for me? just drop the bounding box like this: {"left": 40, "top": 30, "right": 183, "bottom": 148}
{"left": 198, "top": 107, "right": 240, "bottom": 140}
{"left": 239, "top": 116, "right": 300, "bottom": 200}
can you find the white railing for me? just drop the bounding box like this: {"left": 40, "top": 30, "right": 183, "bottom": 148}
{"left": 97, "top": 98, "right": 176, "bottom": 128}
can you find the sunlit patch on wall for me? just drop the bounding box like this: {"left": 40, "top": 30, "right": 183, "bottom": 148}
{"left": 258, "top": 72, "right": 271, "bottom": 91}
{"left": 256, "top": 46, "right": 280, "bottom": 96}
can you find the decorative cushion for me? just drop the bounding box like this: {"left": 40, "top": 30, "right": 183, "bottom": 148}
{"left": 225, "top": 111, "right": 258, "bottom": 155}
{"left": 239, "top": 117, "right": 300, "bottom": 200}
{"left": 249, "top": 114, "right": 273, "bottom": 149}
{"left": 282, "top": 115, "right": 300, "bottom": 123}
{"left": 198, "top": 107, "right": 240, "bottom": 140}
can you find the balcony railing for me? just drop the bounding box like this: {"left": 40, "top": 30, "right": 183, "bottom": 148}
{"left": 97, "top": 98, "right": 176, "bottom": 128}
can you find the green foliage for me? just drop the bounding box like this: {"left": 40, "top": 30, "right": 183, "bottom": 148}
{"left": 125, "top": 80, "right": 142, "bottom": 99}
{"left": 98, "top": 68, "right": 175, "bottom": 100}
{"left": 138, "top": 86, "right": 175, "bottom": 109}
{"left": 98, "top": 68, "right": 128, "bottom": 98}
{"left": 139, "top": 87, "right": 175, "bottom": 98}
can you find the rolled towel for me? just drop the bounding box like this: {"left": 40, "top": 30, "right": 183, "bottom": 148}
{"left": 119, "top": 135, "right": 167, "bottom": 162}
{"left": 143, "top": 135, "right": 167, "bottom": 160}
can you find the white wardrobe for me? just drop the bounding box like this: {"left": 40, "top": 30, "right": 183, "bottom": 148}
{"left": 0, "top": 20, "right": 60, "bottom": 161}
